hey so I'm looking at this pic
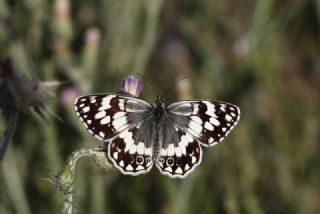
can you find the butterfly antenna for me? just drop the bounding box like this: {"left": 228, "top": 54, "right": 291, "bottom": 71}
{"left": 135, "top": 73, "right": 156, "bottom": 97}
{"left": 161, "top": 76, "right": 188, "bottom": 98}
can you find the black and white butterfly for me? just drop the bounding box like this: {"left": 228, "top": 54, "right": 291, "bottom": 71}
{"left": 74, "top": 94, "right": 240, "bottom": 178}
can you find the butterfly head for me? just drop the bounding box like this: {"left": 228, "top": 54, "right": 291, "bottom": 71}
{"left": 154, "top": 96, "right": 165, "bottom": 118}
{"left": 155, "top": 96, "right": 165, "bottom": 106}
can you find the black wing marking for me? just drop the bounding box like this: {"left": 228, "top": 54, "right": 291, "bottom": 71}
{"left": 167, "top": 100, "right": 240, "bottom": 147}
{"left": 74, "top": 93, "right": 151, "bottom": 141}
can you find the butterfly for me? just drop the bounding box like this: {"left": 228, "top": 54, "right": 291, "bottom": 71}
{"left": 74, "top": 91, "right": 240, "bottom": 178}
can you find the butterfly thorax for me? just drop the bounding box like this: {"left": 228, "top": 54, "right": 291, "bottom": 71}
{"left": 153, "top": 96, "right": 166, "bottom": 120}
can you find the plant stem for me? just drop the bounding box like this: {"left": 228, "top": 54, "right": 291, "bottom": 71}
{"left": 50, "top": 148, "right": 113, "bottom": 214}
{"left": 0, "top": 112, "right": 19, "bottom": 160}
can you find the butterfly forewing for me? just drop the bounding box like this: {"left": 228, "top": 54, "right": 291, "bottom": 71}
{"left": 74, "top": 94, "right": 151, "bottom": 141}
{"left": 168, "top": 100, "right": 240, "bottom": 147}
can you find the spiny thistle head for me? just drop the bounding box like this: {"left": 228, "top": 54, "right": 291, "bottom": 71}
{"left": 0, "top": 57, "right": 60, "bottom": 160}
{"left": 0, "top": 57, "right": 59, "bottom": 120}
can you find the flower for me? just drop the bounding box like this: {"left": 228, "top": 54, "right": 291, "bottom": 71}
{"left": 0, "top": 57, "right": 61, "bottom": 121}
{"left": 59, "top": 87, "right": 79, "bottom": 108}
{"left": 0, "top": 57, "right": 60, "bottom": 160}
{"left": 120, "top": 75, "right": 143, "bottom": 97}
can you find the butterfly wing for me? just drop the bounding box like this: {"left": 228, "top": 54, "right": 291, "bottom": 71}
{"left": 167, "top": 100, "right": 240, "bottom": 147}
{"left": 155, "top": 100, "right": 239, "bottom": 178}
{"left": 155, "top": 121, "right": 202, "bottom": 178}
{"left": 107, "top": 122, "right": 154, "bottom": 175}
{"left": 74, "top": 93, "right": 151, "bottom": 140}
{"left": 75, "top": 94, "right": 154, "bottom": 175}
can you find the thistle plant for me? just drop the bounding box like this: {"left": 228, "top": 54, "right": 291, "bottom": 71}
{"left": 49, "top": 148, "right": 113, "bottom": 214}
{"left": 0, "top": 58, "right": 59, "bottom": 160}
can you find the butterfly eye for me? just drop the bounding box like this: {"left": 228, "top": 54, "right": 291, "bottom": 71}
{"left": 136, "top": 155, "right": 144, "bottom": 165}
{"left": 166, "top": 157, "right": 174, "bottom": 166}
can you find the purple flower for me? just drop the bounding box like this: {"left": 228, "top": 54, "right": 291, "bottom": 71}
{"left": 59, "top": 87, "right": 79, "bottom": 108}
{"left": 120, "top": 76, "right": 143, "bottom": 97}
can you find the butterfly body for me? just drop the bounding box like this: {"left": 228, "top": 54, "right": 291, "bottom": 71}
{"left": 150, "top": 96, "right": 168, "bottom": 159}
{"left": 75, "top": 93, "right": 240, "bottom": 178}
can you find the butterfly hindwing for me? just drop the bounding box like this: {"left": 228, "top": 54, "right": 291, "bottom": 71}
{"left": 168, "top": 100, "right": 240, "bottom": 147}
{"left": 108, "top": 124, "right": 154, "bottom": 175}
{"left": 156, "top": 123, "right": 202, "bottom": 178}
{"left": 74, "top": 94, "right": 151, "bottom": 141}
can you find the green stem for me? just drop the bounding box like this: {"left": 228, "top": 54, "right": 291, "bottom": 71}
{"left": 50, "top": 148, "right": 113, "bottom": 214}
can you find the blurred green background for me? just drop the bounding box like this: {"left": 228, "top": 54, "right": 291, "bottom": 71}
{"left": 0, "top": 0, "right": 320, "bottom": 213}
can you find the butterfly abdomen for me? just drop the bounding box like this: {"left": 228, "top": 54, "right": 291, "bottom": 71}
{"left": 153, "top": 140, "right": 160, "bottom": 160}
{"left": 151, "top": 118, "right": 163, "bottom": 160}
{"left": 151, "top": 98, "right": 166, "bottom": 160}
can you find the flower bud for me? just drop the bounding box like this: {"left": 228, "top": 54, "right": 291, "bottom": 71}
{"left": 120, "top": 76, "right": 143, "bottom": 97}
